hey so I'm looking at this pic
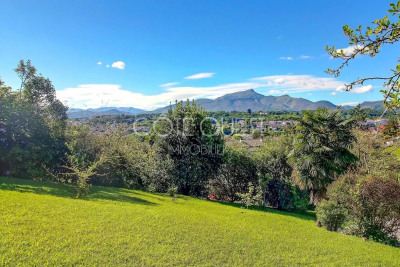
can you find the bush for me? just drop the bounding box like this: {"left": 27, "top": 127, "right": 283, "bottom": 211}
{"left": 318, "top": 171, "right": 400, "bottom": 246}
{"left": 232, "top": 134, "right": 243, "bottom": 140}
{"left": 316, "top": 201, "right": 347, "bottom": 231}
{"left": 168, "top": 186, "right": 178, "bottom": 200}
{"left": 209, "top": 146, "right": 258, "bottom": 202}
{"left": 236, "top": 182, "right": 262, "bottom": 209}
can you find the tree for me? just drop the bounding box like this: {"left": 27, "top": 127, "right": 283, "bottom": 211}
{"left": 232, "top": 134, "right": 242, "bottom": 140}
{"left": 14, "top": 59, "right": 36, "bottom": 96}
{"left": 253, "top": 135, "right": 308, "bottom": 211}
{"left": 236, "top": 182, "right": 262, "bottom": 209}
{"left": 152, "top": 100, "right": 224, "bottom": 196}
{"left": 351, "top": 104, "right": 367, "bottom": 122}
{"left": 209, "top": 145, "right": 258, "bottom": 202}
{"left": 383, "top": 116, "right": 400, "bottom": 138}
{"left": 288, "top": 107, "right": 357, "bottom": 204}
{"left": 318, "top": 172, "right": 400, "bottom": 247}
{"left": 252, "top": 129, "right": 261, "bottom": 139}
{"left": 0, "top": 61, "right": 68, "bottom": 178}
{"left": 326, "top": 1, "right": 400, "bottom": 109}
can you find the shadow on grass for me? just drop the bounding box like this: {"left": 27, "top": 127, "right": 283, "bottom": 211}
{"left": 0, "top": 176, "right": 76, "bottom": 198}
{"left": 215, "top": 201, "right": 316, "bottom": 221}
{"left": 0, "top": 177, "right": 157, "bottom": 206}
{"left": 86, "top": 186, "right": 157, "bottom": 206}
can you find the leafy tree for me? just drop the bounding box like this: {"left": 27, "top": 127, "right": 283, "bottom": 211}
{"left": 351, "top": 129, "right": 400, "bottom": 176}
{"left": 236, "top": 182, "right": 262, "bottom": 209}
{"left": 318, "top": 172, "right": 400, "bottom": 247}
{"left": 288, "top": 107, "right": 357, "bottom": 204}
{"left": 152, "top": 100, "right": 224, "bottom": 196}
{"left": 383, "top": 116, "right": 400, "bottom": 138}
{"left": 209, "top": 145, "right": 258, "bottom": 202}
{"left": 351, "top": 104, "right": 367, "bottom": 122}
{"left": 326, "top": 1, "right": 400, "bottom": 109}
{"left": 0, "top": 61, "right": 68, "bottom": 178}
{"left": 252, "top": 129, "right": 261, "bottom": 139}
{"left": 14, "top": 59, "right": 36, "bottom": 95}
{"left": 253, "top": 136, "right": 308, "bottom": 211}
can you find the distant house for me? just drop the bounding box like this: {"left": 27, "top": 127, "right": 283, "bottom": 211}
{"left": 378, "top": 124, "right": 386, "bottom": 132}
{"left": 368, "top": 127, "right": 378, "bottom": 134}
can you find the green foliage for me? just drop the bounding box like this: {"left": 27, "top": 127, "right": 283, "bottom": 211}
{"left": 382, "top": 116, "right": 400, "bottom": 138}
{"left": 232, "top": 134, "right": 242, "bottom": 140}
{"left": 352, "top": 130, "right": 400, "bottom": 176}
{"left": 289, "top": 107, "right": 356, "bottom": 204}
{"left": 152, "top": 100, "right": 224, "bottom": 196}
{"left": 351, "top": 104, "right": 367, "bottom": 122}
{"left": 316, "top": 201, "right": 347, "bottom": 231}
{"left": 209, "top": 145, "right": 258, "bottom": 202}
{"left": 168, "top": 186, "right": 178, "bottom": 200}
{"left": 236, "top": 182, "right": 262, "bottom": 209}
{"left": 319, "top": 172, "right": 400, "bottom": 247}
{"left": 65, "top": 125, "right": 156, "bottom": 189}
{"left": 0, "top": 60, "right": 68, "bottom": 179}
{"left": 1, "top": 177, "right": 400, "bottom": 265}
{"left": 253, "top": 135, "right": 308, "bottom": 212}
{"left": 251, "top": 129, "right": 261, "bottom": 139}
{"left": 326, "top": 1, "right": 400, "bottom": 108}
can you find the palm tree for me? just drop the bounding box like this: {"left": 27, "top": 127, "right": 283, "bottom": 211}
{"left": 288, "top": 107, "right": 356, "bottom": 204}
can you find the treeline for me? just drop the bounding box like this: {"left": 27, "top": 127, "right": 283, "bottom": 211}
{"left": 1, "top": 61, "right": 400, "bottom": 247}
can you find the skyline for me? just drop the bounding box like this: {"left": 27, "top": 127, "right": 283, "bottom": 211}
{"left": 0, "top": 0, "right": 397, "bottom": 110}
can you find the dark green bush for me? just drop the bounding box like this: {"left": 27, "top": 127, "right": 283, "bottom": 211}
{"left": 317, "top": 172, "right": 400, "bottom": 247}
{"left": 316, "top": 201, "right": 347, "bottom": 231}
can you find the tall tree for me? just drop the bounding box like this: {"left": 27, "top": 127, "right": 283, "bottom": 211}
{"left": 326, "top": 1, "right": 400, "bottom": 109}
{"left": 152, "top": 100, "right": 224, "bottom": 196}
{"left": 0, "top": 60, "right": 68, "bottom": 178}
{"left": 288, "top": 107, "right": 357, "bottom": 204}
{"left": 14, "top": 59, "right": 37, "bottom": 96}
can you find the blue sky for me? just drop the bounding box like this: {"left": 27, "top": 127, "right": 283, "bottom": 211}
{"left": 0, "top": 0, "right": 398, "bottom": 110}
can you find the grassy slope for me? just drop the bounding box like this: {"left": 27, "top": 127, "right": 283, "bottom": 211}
{"left": 0, "top": 177, "right": 399, "bottom": 266}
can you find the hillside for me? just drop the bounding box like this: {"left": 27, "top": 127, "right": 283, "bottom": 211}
{"left": 1, "top": 177, "right": 399, "bottom": 266}
{"left": 152, "top": 89, "right": 338, "bottom": 113}
{"left": 66, "top": 90, "right": 385, "bottom": 118}
{"left": 360, "top": 100, "right": 384, "bottom": 110}
{"left": 67, "top": 107, "right": 145, "bottom": 119}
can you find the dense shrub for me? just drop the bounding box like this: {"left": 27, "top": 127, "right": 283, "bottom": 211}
{"left": 316, "top": 201, "right": 347, "bottom": 231}
{"left": 254, "top": 136, "right": 309, "bottom": 212}
{"left": 317, "top": 172, "right": 400, "bottom": 246}
{"left": 0, "top": 62, "right": 68, "bottom": 179}
{"left": 209, "top": 145, "right": 258, "bottom": 202}
{"left": 151, "top": 101, "right": 224, "bottom": 196}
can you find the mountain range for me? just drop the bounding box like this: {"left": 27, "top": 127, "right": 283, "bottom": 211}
{"left": 67, "top": 89, "right": 384, "bottom": 118}
{"left": 67, "top": 107, "right": 145, "bottom": 119}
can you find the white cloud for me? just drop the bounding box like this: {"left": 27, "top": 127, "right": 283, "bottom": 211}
{"left": 340, "top": 102, "right": 360, "bottom": 106}
{"left": 335, "top": 85, "right": 373, "bottom": 94}
{"left": 184, "top": 73, "right": 215, "bottom": 79}
{"left": 160, "top": 82, "right": 179, "bottom": 87}
{"left": 97, "top": 61, "right": 102, "bottom": 65}
{"left": 252, "top": 75, "right": 346, "bottom": 94}
{"left": 106, "top": 65, "right": 110, "bottom": 68}
{"left": 330, "top": 92, "right": 337, "bottom": 96}
{"left": 279, "top": 57, "right": 293, "bottom": 60}
{"left": 57, "top": 82, "right": 262, "bottom": 110}
{"left": 111, "top": 61, "right": 125, "bottom": 70}
{"left": 299, "top": 55, "right": 312, "bottom": 59}
{"left": 57, "top": 75, "right": 373, "bottom": 111}
{"left": 335, "top": 45, "right": 370, "bottom": 58}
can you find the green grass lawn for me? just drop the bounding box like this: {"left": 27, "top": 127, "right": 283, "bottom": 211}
{"left": 1, "top": 177, "right": 399, "bottom": 266}
{"left": 384, "top": 145, "right": 400, "bottom": 157}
